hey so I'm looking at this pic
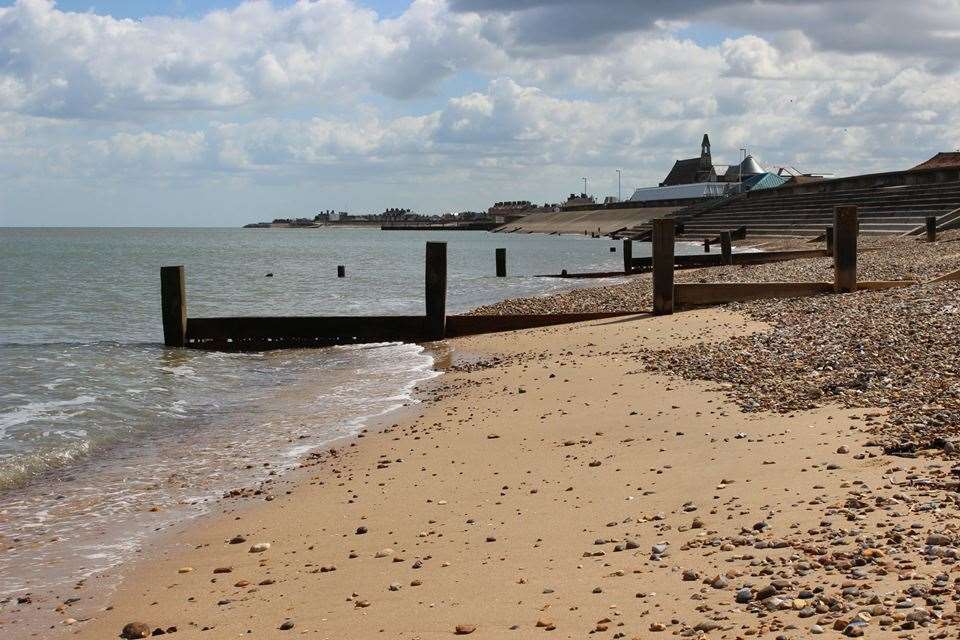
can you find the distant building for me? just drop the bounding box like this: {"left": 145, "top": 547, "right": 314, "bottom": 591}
{"left": 660, "top": 134, "right": 717, "bottom": 186}
{"left": 564, "top": 193, "right": 596, "bottom": 206}
{"left": 911, "top": 152, "right": 960, "bottom": 171}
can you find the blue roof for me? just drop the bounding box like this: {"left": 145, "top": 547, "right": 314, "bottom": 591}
{"left": 743, "top": 172, "right": 788, "bottom": 191}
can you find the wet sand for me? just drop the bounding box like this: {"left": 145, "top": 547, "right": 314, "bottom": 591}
{"left": 7, "top": 305, "right": 957, "bottom": 638}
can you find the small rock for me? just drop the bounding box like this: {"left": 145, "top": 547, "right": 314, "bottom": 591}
{"left": 121, "top": 622, "right": 151, "bottom": 639}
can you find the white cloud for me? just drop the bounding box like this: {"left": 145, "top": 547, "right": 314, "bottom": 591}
{"left": 1, "top": 0, "right": 959, "bottom": 225}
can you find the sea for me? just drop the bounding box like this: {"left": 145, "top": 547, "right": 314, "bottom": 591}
{"left": 0, "top": 227, "right": 688, "bottom": 602}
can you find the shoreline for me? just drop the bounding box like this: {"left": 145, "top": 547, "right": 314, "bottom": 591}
{"left": 8, "top": 300, "right": 952, "bottom": 638}
{"left": 5, "top": 234, "right": 960, "bottom": 638}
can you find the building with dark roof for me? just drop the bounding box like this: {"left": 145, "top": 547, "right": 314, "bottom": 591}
{"left": 660, "top": 134, "right": 717, "bottom": 186}
{"left": 911, "top": 152, "right": 960, "bottom": 171}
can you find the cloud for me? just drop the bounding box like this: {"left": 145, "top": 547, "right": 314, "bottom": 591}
{"left": 0, "top": 0, "right": 497, "bottom": 118}
{"left": 1, "top": 0, "right": 959, "bottom": 225}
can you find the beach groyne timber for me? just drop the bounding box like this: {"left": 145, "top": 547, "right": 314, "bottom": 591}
{"left": 160, "top": 242, "right": 644, "bottom": 350}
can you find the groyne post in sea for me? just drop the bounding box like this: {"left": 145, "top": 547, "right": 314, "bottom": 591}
{"left": 834, "top": 206, "right": 858, "bottom": 293}
{"left": 337, "top": 265, "right": 346, "bottom": 278}
{"left": 160, "top": 266, "right": 187, "bottom": 347}
{"left": 425, "top": 242, "right": 447, "bottom": 339}
{"left": 495, "top": 248, "right": 506, "bottom": 277}
{"left": 720, "top": 231, "right": 733, "bottom": 266}
{"left": 926, "top": 216, "right": 938, "bottom": 242}
{"left": 652, "top": 218, "right": 675, "bottom": 315}
{"left": 622, "top": 239, "right": 632, "bottom": 274}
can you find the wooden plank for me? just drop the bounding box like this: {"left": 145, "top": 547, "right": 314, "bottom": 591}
{"left": 187, "top": 316, "right": 428, "bottom": 340}
{"left": 720, "top": 231, "right": 732, "bottom": 266}
{"left": 834, "top": 205, "right": 858, "bottom": 293}
{"left": 160, "top": 266, "right": 187, "bottom": 348}
{"left": 675, "top": 280, "right": 915, "bottom": 307}
{"left": 425, "top": 242, "right": 447, "bottom": 339}
{"left": 495, "top": 248, "right": 506, "bottom": 277}
{"left": 446, "top": 312, "right": 644, "bottom": 337}
{"left": 652, "top": 219, "right": 675, "bottom": 315}
{"left": 929, "top": 268, "right": 960, "bottom": 283}
{"left": 622, "top": 239, "right": 632, "bottom": 274}
{"left": 631, "top": 248, "right": 827, "bottom": 271}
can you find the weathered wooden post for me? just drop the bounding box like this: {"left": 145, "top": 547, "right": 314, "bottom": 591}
{"left": 652, "top": 219, "right": 675, "bottom": 315}
{"left": 337, "top": 265, "right": 346, "bottom": 278}
{"left": 926, "top": 216, "right": 937, "bottom": 242}
{"left": 834, "top": 206, "right": 858, "bottom": 293}
{"left": 703, "top": 238, "right": 711, "bottom": 252}
{"left": 824, "top": 226, "right": 834, "bottom": 257}
{"left": 160, "top": 266, "right": 187, "bottom": 348}
{"left": 495, "top": 248, "right": 506, "bottom": 277}
{"left": 720, "top": 231, "right": 733, "bottom": 266}
{"left": 425, "top": 242, "right": 447, "bottom": 339}
{"left": 622, "top": 239, "right": 633, "bottom": 274}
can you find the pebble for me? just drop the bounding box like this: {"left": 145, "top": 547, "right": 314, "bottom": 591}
{"left": 120, "top": 622, "right": 151, "bottom": 639}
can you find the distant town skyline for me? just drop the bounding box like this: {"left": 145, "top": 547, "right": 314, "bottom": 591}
{"left": 1, "top": 0, "right": 959, "bottom": 226}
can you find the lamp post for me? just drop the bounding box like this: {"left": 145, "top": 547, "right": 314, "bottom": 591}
{"left": 616, "top": 169, "right": 622, "bottom": 202}
{"left": 582, "top": 177, "right": 588, "bottom": 196}
{"left": 738, "top": 147, "right": 746, "bottom": 191}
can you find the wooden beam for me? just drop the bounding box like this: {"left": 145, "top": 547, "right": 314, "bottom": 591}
{"left": 425, "top": 242, "right": 447, "bottom": 339}
{"left": 675, "top": 280, "right": 914, "bottom": 307}
{"left": 160, "top": 266, "right": 187, "bottom": 348}
{"left": 926, "top": 216, "right": 937, "bottom": 242}
{"left": 187, "top": 316, "right": 428, "bottom": 341}
{"left": 720, "top": 231, "right": 732, "bottom": 266}
{"left": 824, "top": 225, "right": 833, "bottom": 257}
{"left": 631, "top": 248, "right": 827, "bottom": 272}
{"left": 652, "top": 219, "right": 675, "bottom": 315}
{"left": 495, "top": 248, "right": 507, "bottom": 277}
{"left": 833, "top": 205, "right": 858, "bottom": 293}
{"left": 622, "top": 239, "right": 632, "bottom": 274}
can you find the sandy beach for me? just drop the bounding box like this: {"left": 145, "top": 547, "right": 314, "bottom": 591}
{"left": 6, "top": 237, "right": 960, "bottom": 639}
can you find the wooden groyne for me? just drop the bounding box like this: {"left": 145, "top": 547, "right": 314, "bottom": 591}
{"left": 161, "top": 242, "right": 643, "bottom": 351}
{"left": 652, "top": 205, "right": 915, "bottom": 310}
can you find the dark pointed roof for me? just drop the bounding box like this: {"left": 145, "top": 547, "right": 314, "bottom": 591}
{"left": 661, "top": 158, "right": 702, "bottom": 186}
{"left": 911, "top": 152, "right": 960, "bottom": 171}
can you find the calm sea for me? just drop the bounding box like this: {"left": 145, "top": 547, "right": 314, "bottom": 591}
{"left": 0, "top": 226, "right": 679, "bottom": 598}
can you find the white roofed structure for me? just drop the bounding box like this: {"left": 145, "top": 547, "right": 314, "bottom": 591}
{"left": 628, "top": 181, "right": 732, "bottom": 203}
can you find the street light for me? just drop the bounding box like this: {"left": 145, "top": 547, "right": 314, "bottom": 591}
{"left": 738, "top": 148, "right": 747, "bottom": 191}
{"left": 616, "top": 169, "right": 622, "bottom": 202}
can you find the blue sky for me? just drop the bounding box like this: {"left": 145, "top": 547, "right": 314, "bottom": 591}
{"left": 2, "top": 0, "right": 412, "bottom": 18}
{"left": 1, "top": 0, "right": 957, "bottom": 226}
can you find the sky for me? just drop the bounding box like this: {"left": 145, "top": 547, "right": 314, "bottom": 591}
{"left": 1, "top": 0, "right": 959, "bottom": 226}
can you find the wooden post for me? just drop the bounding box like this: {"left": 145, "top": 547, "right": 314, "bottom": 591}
{"left": 703, "top": 238, "right": 711, "bottom": 252}
{"left": 425, "top": 242, "right": 447, "bottom": 339}
{"left": 926, "top": 216, "right": 937, "bottom": 242}
{"left": 720, "top": 231, "right": 732, "bottom": 266}
{"left": 834, "top": 206, "right": 858, "bottom": 293}
{"left": 160, "top": 266, "right": 187, "bottom": 348}
{"left": 337, "top": 265, "right": 345, "bottom": 278}
{"left": 652, "top": 219, "right": 675, "bottom": 315}
{"left": 824, "top": 226, "right": 834, "bottom": 257}
{"left": 495, "top": 248, "right": 506, "bottom": 277}
{"left": 622, "top": 239, "right": 633, "bottom": 274}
